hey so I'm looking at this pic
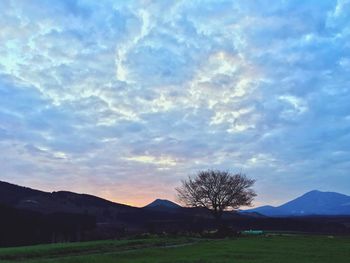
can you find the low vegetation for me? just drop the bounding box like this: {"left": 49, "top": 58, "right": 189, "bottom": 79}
{"left": 0, "top": 234, "right": 349, "bottom": 263}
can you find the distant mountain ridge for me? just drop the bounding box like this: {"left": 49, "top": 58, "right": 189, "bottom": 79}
{"left": 144, "top": 199, "right": 182, "bottom": 212}
{"left": 245, "top": 190, "right": 350, "bottom": 216}
{"left": 1, "top": 180, "right": 350, "bottom": 246}
{"left": 0, "top": 180, "right": 137, "bottom": 222}
{"left": 145, "top": 199, "right": 181, "bottom": 208}
{"left": 2, "top": 180, "right": 350, "bottom": 218}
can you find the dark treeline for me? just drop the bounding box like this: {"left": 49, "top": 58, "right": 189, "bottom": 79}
{"left": 0, "top": 204, "right": 95, "bottom": 247}
{"left": 143, "top": 213, "right": 350, "bottom": 236}
{"left": 1, "top": 203, "right": 350, "bottom": 247}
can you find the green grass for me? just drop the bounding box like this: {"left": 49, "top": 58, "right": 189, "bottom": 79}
{"left": 0, "top": 235, "right": 349, "bottom": 263}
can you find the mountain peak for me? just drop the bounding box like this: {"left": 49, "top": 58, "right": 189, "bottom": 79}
{"left": 301, "top": 190, "right": 348, "bottom": 198}
{"left": 144, "top": 199, "right": 181, "bottom": 209}
{"left": 246, "top": 190, "right": 350, "bottom": 216}
{"left": 301, "top": 190, "right": 323, "bottom": 196}
{"left": 307, "top": 190, "right": 321, "bottom": 193}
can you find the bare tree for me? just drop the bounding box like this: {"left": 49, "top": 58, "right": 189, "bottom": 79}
{"left": 176, "top": 170, "right": 256, "bottom": 221}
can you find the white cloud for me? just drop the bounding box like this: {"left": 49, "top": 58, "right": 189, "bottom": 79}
{"left": 124, "top": 154, "right": 177, "bottom": 167}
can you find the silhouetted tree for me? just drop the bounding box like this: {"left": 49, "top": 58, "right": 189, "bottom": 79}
{"left": 176, "top": 170, "right": 256, "bottom": 222}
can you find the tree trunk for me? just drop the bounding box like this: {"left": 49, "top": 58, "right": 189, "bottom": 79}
{"left": 212, "top": 210, "right": 223, "bottom": 229}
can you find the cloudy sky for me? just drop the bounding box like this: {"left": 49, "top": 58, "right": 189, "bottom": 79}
{"left": 0, "top": 0, "right": 349, "bottom": 207}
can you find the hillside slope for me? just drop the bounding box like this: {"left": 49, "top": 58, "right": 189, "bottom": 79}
{"left": 246, "top": 190, "right": 350, "bottom": 216}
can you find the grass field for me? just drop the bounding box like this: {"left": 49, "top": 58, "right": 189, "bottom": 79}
{"left": 0, "top": 235, "right": 349, "bottom": 263}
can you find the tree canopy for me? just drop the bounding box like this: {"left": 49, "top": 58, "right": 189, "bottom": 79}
{"left": 176, "top": 170, "right": 256, "bottom": 220}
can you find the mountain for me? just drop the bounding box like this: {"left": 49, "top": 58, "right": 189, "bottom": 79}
{"left": 0, "top": 181, "right": 47, "bottom": 206}
{"left": 0, "top": 181, "right": 138, "bottom": 222}
{"left": 246, "top": 190, "right": 350, "bottom": 216}
{"left": 0, "top": 181, "right": 194, "bottom": 226}
{"left": 144, "top": 199, "right": 182, "bottom": 212}
{"left": 1, "top": 181, "right": 350, "bottom": 246}
{"left": 240, "top": 206, "right": 273, "bottom": 216}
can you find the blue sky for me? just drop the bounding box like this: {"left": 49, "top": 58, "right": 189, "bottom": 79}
{"left": 0, "top": 0, "right": 349, "bottom": 207}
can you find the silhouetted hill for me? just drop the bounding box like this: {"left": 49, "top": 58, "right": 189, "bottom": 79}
{"left": 246, "top": 190, "right": 350, "bottom": 216}
{"left": 144, "top": 199, "right": 182, "bottom": 212}
{"left": 0, "top": 181, "right": 137, "bottom": 222}
{"left": 0, "top": 181, "right": 201, "bottom": 235}
{"left": 0, "top": 181, "right": 47, "bottom": 206}
{"left": 1, "top": 180, "right": 349, "bottom": 247}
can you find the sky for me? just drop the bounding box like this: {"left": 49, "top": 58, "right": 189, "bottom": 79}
{"left": 0, "top": 0, "right": 349, "bottom": 207}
